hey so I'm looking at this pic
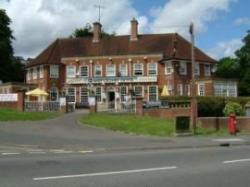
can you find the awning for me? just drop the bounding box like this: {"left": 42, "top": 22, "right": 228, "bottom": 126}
{"left": 25, "top": 88, "right": 48, "bottom": 97}
{"left": 161, "top": 85, "right": 169, "bottom": 97}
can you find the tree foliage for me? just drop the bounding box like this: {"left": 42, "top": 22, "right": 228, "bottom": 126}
{"left": 223, "top": 101, "right": 245, "bottom": 116}
{"left": 0, "top": 9, "right": 24, "bottom": 82}
{"left": 216, "top": 30, "right": 250, "bottom": 96}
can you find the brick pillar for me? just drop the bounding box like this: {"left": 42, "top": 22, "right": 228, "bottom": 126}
{"left": 135, "top": 97, "right": 144, "bottom": 116}
{"left": 17, "top": 91, "right": 25, "bottom": 112}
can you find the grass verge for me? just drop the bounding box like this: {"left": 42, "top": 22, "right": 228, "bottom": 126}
{"left": 0, "top": 108, "right": 59, "bottom": 121}
{"left": 81, "top": 113, "right": 175, "bottom": 137}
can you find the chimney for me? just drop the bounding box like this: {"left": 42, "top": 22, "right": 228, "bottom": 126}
{"left": 93, "top": 22, "right": 102, "bottom": 43}
{"left": 130, "top": 18, "right": 138, "bottom": 41}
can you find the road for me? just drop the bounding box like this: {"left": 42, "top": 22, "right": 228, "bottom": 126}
{"left": 1, "top": 145, "right": 250, "bottom": 187}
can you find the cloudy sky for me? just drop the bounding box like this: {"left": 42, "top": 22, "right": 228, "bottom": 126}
{"left": 1, "top": 0, "right": 250, "bottom": 59}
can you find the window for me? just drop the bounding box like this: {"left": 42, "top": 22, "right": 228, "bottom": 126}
{"left": 165, "top": 61, "right": 173, "bottom": 75}
{"left": 177, "top": 84, "right": 183, "bottom": 96}
{"left": 106, "top": 64, "right": 115, "bottom": 77}
{"left": 67, "top": 87, "right": 75, "bottom": 102}
{"left": 133, "top": 63, "right": 143, "bottom": 76}
{"left": 185, "top": 84, "right": 190, "bottom": 96}
{"left": 198, "top": 83, "right": 205, "bottom": 96}
{"left": 94, "top": 65, "right": 102, "bottom": 77}
{"left": 80, "top": 87, "right": 88, "bottom": 103}
{"left": 80, "top": 66, "right": 88, "bottom": 77}
{"left": 195, "top": 63, "right": 200, "bottom": 75}
{"left": 95, "top": 87, "right": 102, "bottom": 102}
{"left": 214, "top": 82, "right": 237, "bottom": 97}
{"left": 119, "top": 64, "right": 128, "bottom": 76}
{"left": 66, "top": 65, "right": 76, "bottom": 78}
{"left": 49, "top": 87, "right": 58, "bottom": 101}
{"left": 33, "top": 67, "right": 37, "bottom": 79}
{"left": 148, "top": 86, "right": 158, "bottom": 102}
{"left": 148, "top": 63, "right": 157, "bottom": 75}
{"left": 204, "top": 64, "right": 211, "bottom": 76}
{"left": 39, "top": 66, "right": 44, "bottom": 78}
{"left": 50, "top": 65, "right": 59, "bottom": 78}
{"left": 26, "top": 69, "right": 31, "bottom": 81}
{"left": 120, "top": 86, "right": 127, "bottom": 102}
{"left": 134, "top": 86, "right": 143, "bottom": 97}
{"left": 179, "top": 62, "right": 187, "bottom": 75}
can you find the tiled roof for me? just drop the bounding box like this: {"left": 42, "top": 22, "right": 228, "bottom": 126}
{"left": 26, "top": 33, "right": 217, "bottom": 68}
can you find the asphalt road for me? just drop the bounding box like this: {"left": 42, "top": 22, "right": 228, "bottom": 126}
{"left": 1, "top": 145, "right": 250, "bottom": 187}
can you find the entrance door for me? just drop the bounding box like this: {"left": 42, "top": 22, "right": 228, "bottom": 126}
{"left": 108, "top": 92, "right": 115, "bottom": 109}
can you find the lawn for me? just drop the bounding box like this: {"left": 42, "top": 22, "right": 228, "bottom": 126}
{"left": 0, "top": 108, "right": 59, "bottom": 121}
{"left": 81, "top": 113, "right": 175, "bottom": 136}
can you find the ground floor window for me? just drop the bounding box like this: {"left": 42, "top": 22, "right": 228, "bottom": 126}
{"left": 67, "top": 87, "right": 75, "bottom": 102}
{"left": 148, "top": 86, "right": 157, "bottom": 102}
{"left": 95, "top": 87, "right": 102, "bottom": 102}
{"left": 49, "top": 87, "right": 58, "bottom": 101}
{"left": 214, "top": 82, "right": 237, "bottom": 97}
{"left": 177, "top": 84, "right": 183, "bottom": 96}
{"left": 134, "top": 86, "right": 143, "bottom": 97}
{"left": 80, "top": 87, "right": 88, "bottom": 103}
{"left": 198, "top": 83, "right": 205, "bottom": 96}
{"left": 120, "top": 86, "right": 127, "bottom": 102}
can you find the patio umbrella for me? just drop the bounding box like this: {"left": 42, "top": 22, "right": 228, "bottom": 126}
{"left": 25, "top": 88, "right": 48, "bottom": 97}
{"left": 161, "top": 85, "right": 169, "bottom": 97}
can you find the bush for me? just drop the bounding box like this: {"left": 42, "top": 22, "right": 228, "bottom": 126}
{"left": 223, "top": 102, "right": 245, "bottom": 116}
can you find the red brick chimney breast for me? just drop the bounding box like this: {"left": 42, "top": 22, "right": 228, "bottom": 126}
{"left": 93, "top": 22, "right": 102, "bottom": 43}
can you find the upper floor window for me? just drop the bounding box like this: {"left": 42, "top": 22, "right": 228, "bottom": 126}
{"left": 39, "top": 66, "right": 44, "bottom": 78}
{"left": 94, "top": 65, "right": 102, "bottom": 77}
{"left": 204, "top": 64, "right": 211, "bottom": 76}
{"left": 50, "top": 65, "right": 59, "bottom": 78}
{"left": 119, "top": 64, "right": 128, "bottom": 76}
{"left": 165, "top": 61, "right": 173, "bottom": 75}
{"left": 148, "top": 63, "right": 157, "bottom": 75}
{"left": 66, "top": 65, "right": 76, "bottom": 78}
{"left": 26, "top": 69, "right": 31, "bottom": 81}
{"left": 195, "top": 63, "right": 200, "bottom": 76}
{"left": 179, "top": 62, "right": 187, "bottom": 75}
{"left": 80, "top": 66, "right": 88, "bottom": 77}
{"left": 32, "top": 67, "right": 37, "bottom": 79}
{"left": 133, "top": 63, "right": 143, "bottom": 76}
{"left": 106, "top": 64, "right": 115, "bottom": 77}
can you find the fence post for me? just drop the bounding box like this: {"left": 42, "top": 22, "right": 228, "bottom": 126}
{"left": 135, "top": 97, "right": 144, "bottom": 116}
{"left": 17, "top": 91, "right": 25, "bottom": 112}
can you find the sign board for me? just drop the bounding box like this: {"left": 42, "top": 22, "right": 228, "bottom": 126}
{"left": 59, "top": 97, "right": 66, "bottom": 106}
{"left": 0, "top": 94, "right": 18, "bottom": 102}
{"left": 88, "top": 97, "right": 96, "bottom": 106}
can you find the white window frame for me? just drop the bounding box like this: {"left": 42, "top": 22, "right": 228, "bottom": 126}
{"left": 204, "top": 64, "right": 211, "bottom": 77}
{"left": 195, "top": 63, "right": 200, "bottom": 76}
{"left": 133, "top": 63, "right": 143, "bottom": 76}
{"left": 106, "top": 64, "right": 116, "bottom": 77}
{"left": 50, "top": 65, "right": 59, "bottom": 78}
{"left": 148, "top": 63, "right": 158, "bottom": 76}
{"left": 26, "top": 69, "right": 31, "bottom": 81}
{"left": 198, "top": 83, "right": 205, "bottom": 96}
{"left": 94, "top": 64, "right": 102, "bottom": 77}
{"left": 148, "top": 85, "right": 158, "bottom": 102}
{"left": 80, "top": 65, "right": 89, "bottom": 77}
{"left": 177, "top": 84, "right": 183, "bottom": 96}
{"left": 39, "top": 66, "right": 44, "bottom": 78}
{"left": 66, "top": 65, "right": 76, "bottom": 78}
{"left": 165, "top": 61, "right": 173, "bottom": 75}
{"left": 120, "top": 86, "right": 128, "bottom": 102}
{"left": 80, "top": 86, "right": 88, "bottom": 103}
{"left": 119, "top": 64, "right": 128, "bottom": 76}
{"left": 179, "top": 61, "right": 187, "bottom": 75}
{"left": 134, "top": 86, "right": 144, "bottom": 97}
{"left": 33, "top": 67, "right": 37, "bottom": 79}
{"left": 95, "top": 87, "right": 102, "bottom": 102}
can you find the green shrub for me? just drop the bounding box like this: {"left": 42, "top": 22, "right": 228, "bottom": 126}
{"left": 223, "top": 102, "right": 245, "bottom": 116}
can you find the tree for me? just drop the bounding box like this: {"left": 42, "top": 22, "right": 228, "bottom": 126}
{"left": 71, "top": 23, "right": 115, "bottom": 38}
{"left": 215, "top": 57, "right": 239, "bottom": 79}
{"left": 0, "top": 9, "right": 24, "bottom": 82}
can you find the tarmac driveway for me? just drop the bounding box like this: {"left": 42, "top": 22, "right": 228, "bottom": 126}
{"left": 0, "top": 110, "right": 175, "bottom": 152}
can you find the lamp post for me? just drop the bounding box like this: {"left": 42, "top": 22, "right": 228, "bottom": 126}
{"left": 190, "top": 22, "right": 197, "bottom": 134}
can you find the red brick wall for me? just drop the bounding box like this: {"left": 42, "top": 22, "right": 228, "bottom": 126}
{"left": 0, "top": 92, "right": 24, "bottom": 111}
{"left": 198, "top": 117, "right": 250, "bottom": 132}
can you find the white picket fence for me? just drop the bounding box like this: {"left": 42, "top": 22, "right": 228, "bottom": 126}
{"left": 24, "top": 101, "right": 60, "bottom": 112}
{"left": 97, "top": 101, "right": 136, "bottom": 113}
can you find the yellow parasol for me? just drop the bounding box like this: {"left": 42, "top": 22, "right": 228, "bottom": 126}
{"left": 25, "top": 88, "right": 48, "bottom": 97}
{"left": 161, "top": 85, "right": 169, "bottom": 97}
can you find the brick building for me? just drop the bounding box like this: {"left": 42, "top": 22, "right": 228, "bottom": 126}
{"left": 25, "top": 19, "right": 237, "bottom": 106}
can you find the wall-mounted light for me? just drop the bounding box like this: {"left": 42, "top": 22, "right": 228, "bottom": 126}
{"left": 128, "top": 58, "right": 132, "bottom": 62}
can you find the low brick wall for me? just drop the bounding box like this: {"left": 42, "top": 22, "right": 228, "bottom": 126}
{"left": 0, "top": 92, "right": 24, "bottom": 111}
{"left": 143, "top": 107, "right": 191, "bottom": 119}
{"left": 198, "top": 117, "right": 250, "bottom": 132}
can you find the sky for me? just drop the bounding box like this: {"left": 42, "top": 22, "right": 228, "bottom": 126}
{"left": 1, "top": 0, "right": 250, "bottom": 60}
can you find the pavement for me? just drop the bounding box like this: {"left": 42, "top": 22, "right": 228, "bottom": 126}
{"left": 0, "top": 109, "right": 250, "bottom": 155}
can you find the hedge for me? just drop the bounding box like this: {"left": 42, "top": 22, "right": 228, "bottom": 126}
{"left": 160, "top": 96, "right": 250, "bottom": 117}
